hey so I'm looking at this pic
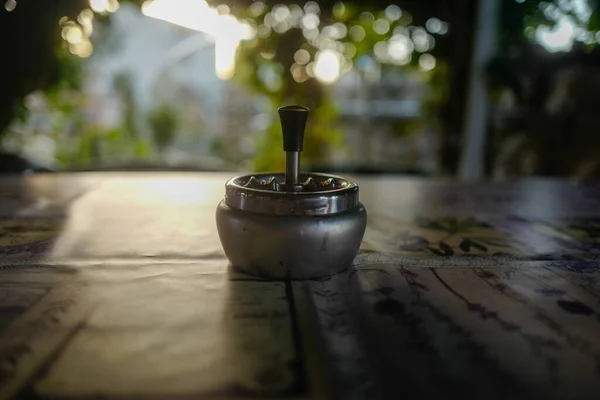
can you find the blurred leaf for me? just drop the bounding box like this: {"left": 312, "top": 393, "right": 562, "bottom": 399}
{"left": 438, "top": 240, "right": 454, "bottom": 256}
{"left": 459, "top": 238, "right": 471, "bottom": 252}
{"left": 134, "top": 140, "right": 151, "bottom": 157}
{"left": 148, "top": 105, "right": 178, "bottom": 150}
{"left": 459, "top": 238, "right": 488, "bottom": 252}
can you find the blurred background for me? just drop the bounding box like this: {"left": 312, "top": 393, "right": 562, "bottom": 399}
{"left": 2, "top": 0, "right": 600, "bottom": 179}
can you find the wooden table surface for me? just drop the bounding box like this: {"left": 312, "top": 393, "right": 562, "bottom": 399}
{"left": 1, "top": 172, "right": 599, "bottom": 399}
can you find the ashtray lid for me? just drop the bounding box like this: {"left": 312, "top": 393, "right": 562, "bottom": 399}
{"left": 224, "top": 172, "right": 359, "bottom": 216}
{"left": 224, "top": 105, "right": 360, "bottom": 215}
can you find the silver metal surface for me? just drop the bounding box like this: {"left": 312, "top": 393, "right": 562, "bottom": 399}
{"left": 216, "top": 103, "right": 366, "bottom": 278}
{"left": 285, "top": 151, "right": 299, "bottom": 185}
{"left": 216, "top": 200, "right": 367, "bottom": 279}
{"left": 225, "top": 172, "right": 360, "bottom": 216}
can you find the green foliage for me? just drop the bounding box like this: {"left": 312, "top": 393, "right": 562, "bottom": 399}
{"left": 113, "top": 72, "right": 139, "bottom": 139}
{"left": 54, "top": 125, "right": 151, "bottom": 168}
{"left": 0, "top": 0, "right": 89, "bottom": 135}
{"left": 229, "top": 1, "right": 450, "bottom": 169}
{"left": 6, "top": 0, "right": 599, "bottom": 173}
{"left": 19, "top": 70, "right": 151, "bottom": 169}
{"left": 486, "top": 0, "right": 600, "bottom": 177}
{"left": 147, "top": 105, "right": 178, "bottom": 150}
{"left": 253, "top": 100, "right": 343, "bottom": 170}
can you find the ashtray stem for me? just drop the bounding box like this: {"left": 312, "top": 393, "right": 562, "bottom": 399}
{"left": 286, "top": 151, "right": 300, "bottom": 185}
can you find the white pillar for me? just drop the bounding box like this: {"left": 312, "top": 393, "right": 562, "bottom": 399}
{"left": 458, "top": 0, "right": 500, "bottom": 180}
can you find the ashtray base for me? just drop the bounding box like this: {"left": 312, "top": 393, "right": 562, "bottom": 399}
{"left": 216, "top": 200, "right": 367, "bottom": 279}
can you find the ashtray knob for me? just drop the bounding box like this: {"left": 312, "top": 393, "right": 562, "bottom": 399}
{"left": 279, "top": 105, "right": 308, "bottom": 191}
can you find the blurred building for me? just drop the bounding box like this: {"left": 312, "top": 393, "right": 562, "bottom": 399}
{"left": 332, "top": 68, "right": 431, "bottom": 173}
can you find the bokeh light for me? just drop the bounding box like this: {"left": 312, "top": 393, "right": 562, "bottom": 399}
{"left": 215, "top": 37, "right": 238, "bottom": 80}
{"left": 70, "top": 41, "right": 94, "bottom": 58}
{"left": 305, "top": 62, "right": 315, "bottom": 77}
{"left": 257, "top": 24, "right": 271, "bottom": 38}
{"left": 359, "top": 12, "right": 374, "bottom": 24}
{"left": 303, "top": 28, "right": 319, "bottom": 40}
{"left": 343, "top": 42, "right": 356, "bottom": 58}
{"left": 290, "top": 63, "right": 310, "bottom": 83}
{"left": 142, "top": 0, "right": 257, "bottom": 80}
{"left": 374, "top": 41, "right": 388, "bottom": 62}
{"left": 412, "top": 27, "right": 430, "bottom": 52}
{"left": 426, "top": 17, "right": 442, "bottom": 33}
{"left": 60, "top": 11, "right": 95, "bottom": 59}
{"left": 294, "top": 49, "right": 311, "bottom": 65}
{"left": 304, "top": 1, "right": 320, "bottom": 15}
{"left": 289, "top": 4, "right": 303, "bottom": 21}
{"left": 4, "top": 0, "right": 16, "bottom": 12}
{"left": 89, "top": 0, "right": 119, "bottom": 14}
{"left": 314, "top": 50, "right": 341, "bottom": 84}
{"left": 301, "top": 13, "right": 320, "bottom": 30}
{"left": 273, "top": 20, "right": 290, "bottom": 33}
{"left": 53, "top": 0, "right": 453, "bottom": 84}
{"left": 216, "top": 4, "right": 230, "bottom": 15}
{"left": 419, "top": 53, "right": 436, "bottom": 71}
{"left": 388, "top": 35, "right": 413, "bottom": 64}
{"left": 332, "top": 22, "right": 347, "bottom": 39}
{"left": 273, "top": 4, "right": 290, "bottom": 21}
{"left": 249, "top": 1, "right": 265, "bottom": 17}
{"left": 349, "top": 25, "right": 366, "bottom": 41}
{"left": 373, "top": 19, "right": 390, "bottom": 35}
{"left": 385, "top": 5, "right": 402, "bottom": 21}
{"left": 535, "top": 16, "right": 576, "bottom": 52}
{"left": 332, "top": 2, "right": 345, "bottom": 18}
{"left": 438, "top": 21, "right": 449, "bottom": 34}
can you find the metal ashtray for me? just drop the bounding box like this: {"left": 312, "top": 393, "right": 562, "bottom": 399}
{"left": 216, "top": 105, "right": 367, "bottom": 279}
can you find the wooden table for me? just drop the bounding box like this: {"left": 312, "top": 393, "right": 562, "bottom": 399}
{"left": 1, "top": 172, "right": 599, "bottom": 399}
